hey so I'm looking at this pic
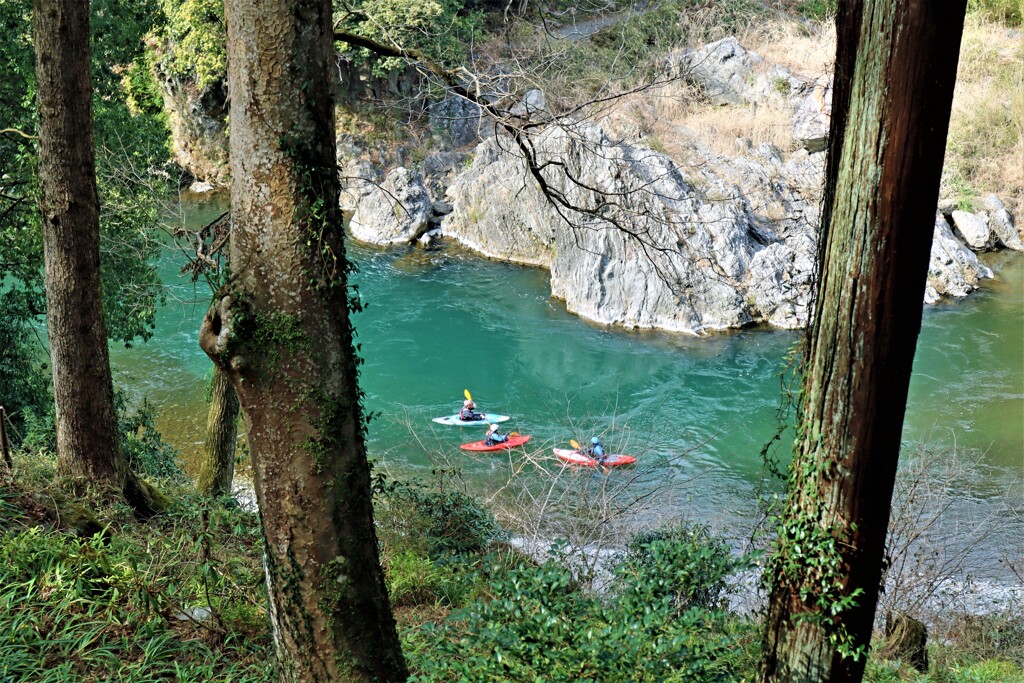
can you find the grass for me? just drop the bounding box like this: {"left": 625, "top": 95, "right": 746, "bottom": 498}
{"left": 943, "top": 13, "right": 1024, "bottom": 215}
{"left": 1, "top": 451, "right": 274, "bottom": 683}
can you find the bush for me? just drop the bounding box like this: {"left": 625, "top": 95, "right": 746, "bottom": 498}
{"left": 376, "top": 481, "right": 500, "bottom": 558}
{"left": 116, "top": 395, "right": 183, "bottom": 481}
{"left": 615, "top": 521, "right": 738, "bottom": 612}
{"left": 405, "top": 536, "right": 756, "bottom": 682}
{"left": 386, "top": 550, "right": 478, "bottom": 609}
{"left": 968, "top": 0, "right": 1023, "bottom": 26}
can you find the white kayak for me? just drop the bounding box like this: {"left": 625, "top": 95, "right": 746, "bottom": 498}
{"left": 432, "top": 412, "right": 511, "bottom": 426}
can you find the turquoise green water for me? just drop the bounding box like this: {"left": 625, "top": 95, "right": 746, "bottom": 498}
{"left": 111, "top": 202, "right": 1024, "bottom": 526}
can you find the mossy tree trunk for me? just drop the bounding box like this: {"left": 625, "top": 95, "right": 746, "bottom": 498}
{"left": 33, "top": 0, "right": 158, "bottom": 516}
{"left": 199, "top": 0, "right": 407, "bottom": 680}
{"left": 196, "top": 365, "right": 239, "bottom": 498}
{"left": 758, "top": 2, "right": 967, "bottom": 682}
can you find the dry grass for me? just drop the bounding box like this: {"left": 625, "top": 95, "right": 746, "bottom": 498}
{"left": 662, "top": 98, "right": 799, "bottom": 157}
{"left": 943, "top": 14, "right": 1024, "bottom": 213}
{"left": 594, "top": 15, "right": 837, "bottom": 158}
{"left": 740, "top": 16, "right": 836, "bottom": 82}
{"left": 587, "top": 10, "right": 1020, "bottom": 219}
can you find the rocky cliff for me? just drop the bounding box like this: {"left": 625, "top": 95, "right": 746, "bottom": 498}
{"left": 345, "top": 37, "right": 1019, "bottom": 334}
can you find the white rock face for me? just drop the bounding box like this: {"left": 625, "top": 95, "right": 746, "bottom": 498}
{"left": 445, "top": 121, "right": 823, "bottom": 333}
{"left": 927, "top": 212, "right": 994, "bottom": 300}
{"left": 428, "top": 95, "right": 483, "bottom": 147}
{"left": 443, "top": 119, "right": 1005, "bottom": 333}
{"left": 984, "top": 194, "right": 1024, "bottom": 251}
{"left": 337, "top": 36, "right": 1012, "bottom": 333}
{"left": 792, "top": 76, "right": 832, "bottom": 152}
{"left": 665, "top": 38, "right": 808, "bottom": 105}
{"left": 951, "top": 210, "right": 996, "bottom": 251}
{"left": 349, "top": 167, "right": 433, "bottom": 245}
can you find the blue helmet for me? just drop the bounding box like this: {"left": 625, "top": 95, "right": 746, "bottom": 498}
{"left": 591, "top": 437, "right": 600, "bottom": 444}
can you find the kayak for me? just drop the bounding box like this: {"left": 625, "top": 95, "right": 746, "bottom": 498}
{"left": 432, "top": 412, "right": 511, "bottom": 426}
{"left": 553, "top": 448, "right": 636, "bottom": 468}
{"left": 460, "top": 434, "right": 532, "bottom": 452}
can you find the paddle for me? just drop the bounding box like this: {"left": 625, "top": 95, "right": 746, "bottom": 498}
{"left": 462, "top": 388, "right": 484, "bottom": 421}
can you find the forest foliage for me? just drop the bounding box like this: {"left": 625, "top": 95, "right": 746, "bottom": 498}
{"left": 1, "top": 0, "right": 1022, "bottom": 681}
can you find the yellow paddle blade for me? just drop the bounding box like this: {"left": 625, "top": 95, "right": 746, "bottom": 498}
{"left": 570, "top": 439, "right": 581, "bottom": 450}
{"left": 509, "top": 431, "right": 520, "bottom": 437}
{"left": 464, "top": 388, "right": 472, "bottom": 401}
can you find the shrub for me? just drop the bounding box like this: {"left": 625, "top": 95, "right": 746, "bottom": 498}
{"left": 117, "top": 395, "right": 183, "bottom": 481}
{"left": 968, "top": 0, "right": 1023, "bottom": 26}
{"left": 377, "top": 481, "right": 500, "bottom": 558}
{"left": 405, "top": 541, "right": 756, "bottom": 681}
{"left": 615, "top": 521, "right": 738, "bottom": 612}
{"left": 386, "top": 550, "right": 472, "bottom": 608}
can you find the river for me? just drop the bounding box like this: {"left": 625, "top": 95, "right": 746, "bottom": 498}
{"left": 110, "top": 199, "right": 1023, "bottom": 581}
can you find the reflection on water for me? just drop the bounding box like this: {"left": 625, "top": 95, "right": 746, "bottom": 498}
{"left": 110, "top": 202, "right": 1023, "bottom": 573}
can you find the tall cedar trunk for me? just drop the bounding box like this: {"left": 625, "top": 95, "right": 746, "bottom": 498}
{"left": 199, "top": 0, "right": 407, "bottom": 680}
{"left": 34, "top": 0, "right": 134, "bottom": 498}
{"left": 197, "top": 365, "right": 239, "bottom": 497}
{"left": 759, "top": 1, "right": 966, "bottom": 682}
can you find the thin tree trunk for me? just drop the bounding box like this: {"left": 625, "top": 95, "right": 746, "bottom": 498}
{"left": 200, "top": 0, "right": 407, "bottom": 679}
{"left": 197, "top": 365, "right": 239, "bottom": 498}
{"left": 759, "top": 1, "right": 967, "bottom": 682}
{"left": 1, "top": 406, "right": 11, "bottom": 473}
{"left": 33, "top": 0, "right": 160, "bottom": 516}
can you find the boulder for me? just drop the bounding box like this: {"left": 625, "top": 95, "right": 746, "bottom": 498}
{"left": 338, "top": 159, "right": 380, "bottom": 215}
{"left": 443, "top": 118, "right": 999, "bottom": 333}
{"left": 188, "top": 180, "right": 216, "bottom": 194}
{"left": 665, "top": 38, "right": 808, "bottom": 105}
{"left": 983, "top": 194, "right": 1023, "bottom": 251}
{"left": 927, "top": 212, "right": 993, "bottom": 299}
{"left": 509, "top": 89, "right": 547, "bottom": 119}
{"left": 420, "top": 151, "right": 472, "bottom": 200}
{"left": 951, "top": 209, "right": 997, "bottom": 250}
{"left": 792, "top": 76, "right": 832, "bottom": 152}
{"left": 349, "top": 167, "right": 433, "bottom": 245}
{"left": 429, "top": 95, "right": 483, "bottom": 147}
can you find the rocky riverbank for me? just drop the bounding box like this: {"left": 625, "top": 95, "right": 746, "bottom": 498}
{"left": 158, "top": 26, "right": 1022, "bottom": 335}
{"left": 341, "top": 36, "right": 1020, "bottom": 334}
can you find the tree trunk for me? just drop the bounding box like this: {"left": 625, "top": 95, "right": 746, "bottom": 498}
{"left": 758, "top": 2, "right": 967, "bottom": 682}
{"left": 33, "top": 0, "right": 160, "bottom": 516}
{"left": 200, "top": 0, "right": 407, "bottom": 680}
{"left": 1, "top": 406, "right": 11, "bottom": 474}
{"left": 197, "top": 365, "right": 239, "bottom": 498}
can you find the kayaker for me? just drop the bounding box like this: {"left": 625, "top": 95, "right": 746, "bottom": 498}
{"left": 485, "top": 423, "right": 507, "bottom": 446}
{"left": 587, "top": 436, "right": 606, "bottom": 464}
{"left": 459, "top": 399, "right": 482, "bottom": 421}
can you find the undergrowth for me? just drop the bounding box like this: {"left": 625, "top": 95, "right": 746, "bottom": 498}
{"left": 0, "top": 453, "right": 272, "bottom": 682}
{"left": 2, "top": 450, "right": 1020, "bottom": 681}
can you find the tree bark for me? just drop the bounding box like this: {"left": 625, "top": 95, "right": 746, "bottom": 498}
{"left": 1, "top": 406, "right": 11, "bottom": 473}
{"left": 201, "top": 0, "right": 407, "bottom": 680}
{"left": 759, "top": 2, "right": 967, "bottom": 682}
{"left": 196, "top": 365, "right": 239, "bottom": 498}
{"left": 33, "top": 0, "right": 161, "bottom": 516}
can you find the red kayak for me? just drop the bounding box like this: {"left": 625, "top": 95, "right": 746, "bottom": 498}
{"left": 460, "top": 434, "right": 532, "bottom": 452}
{"left": 553, "top": 448, "right": 636, "bottom": 468}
